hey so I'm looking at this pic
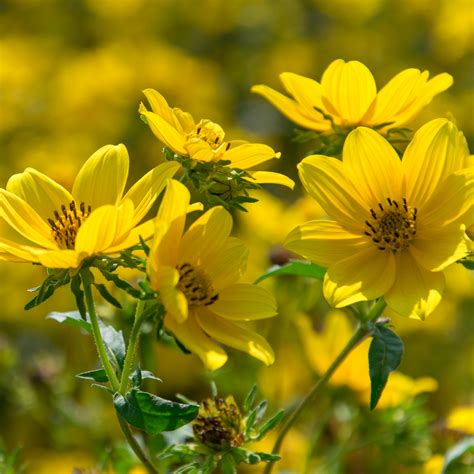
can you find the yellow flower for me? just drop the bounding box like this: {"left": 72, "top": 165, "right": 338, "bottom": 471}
{"left": 0, "top": 144, "right": 180, "bottom": 269}
{"left": 139, "top": 89, "right": 294, "bottom": 189}
{"left": 147, "top": 179, "right": 277, "bottom": 371}
{"left": 252, "top": 59, "right": 453, "bottom": 132}
{"left": 285, "top": 119, "right": 473, "bottom": 319}
{"left": 297, "top": 311, "right": 438, "bottom": 408}
{"left": 446, "top": 406, "right": 474, "bottom": 434}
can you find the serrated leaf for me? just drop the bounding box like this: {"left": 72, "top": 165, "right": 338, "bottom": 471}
{"left": 442, "top": 437, "right": 474, "bottom": 473}
{"left": 114, "top": 389, "right": 199, "bottom": 435}
{"left": 369, "top": 325, "right": 404, "bottom": 410}
{"left": 254, "top": 260, "right": 326, "bottom": 284}
{"left": 76, "top": 369, "right": 109, "bottom": 382}
{"left": 46, "top": 311, "right": 91, "bottom": 333}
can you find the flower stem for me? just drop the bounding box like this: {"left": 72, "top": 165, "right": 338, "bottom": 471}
{"left": 119, "top": 299, "right": 147, "bottom": 394}
{"left": 81, "top": 273, "right": 159, "bottom": 473}
{"left": 264, "top": 299, "right": 387, "bottom": 474}
{"left": 81, "top": 271, "right": 120, "bottom": 391}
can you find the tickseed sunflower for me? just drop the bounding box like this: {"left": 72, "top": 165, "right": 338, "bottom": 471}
{"left": 284, "top": 119, "right": 473, "bottom": 319}
{"left": 251, "top": 59, "right": 453, "bottom": 133}
{"left": 0, "top": 144, "right": 180, "bottom": 269}
{"left": 139, "top": 89, "right": 294, "bottom": 189}
{"left": 148, "top": 179, "right": 276, "bottom": 370}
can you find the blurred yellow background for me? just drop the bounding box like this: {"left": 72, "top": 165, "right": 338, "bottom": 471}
{"left": 1, "top": 0, "right": 473, "bottom": 472}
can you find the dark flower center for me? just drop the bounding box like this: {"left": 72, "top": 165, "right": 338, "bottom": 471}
{"left": 365, "top": 198, "right": 417, "bottom": 253}
{"left": 176, "top": 262, "right": 219, "bottom": 307}
{"left": 48, "top": 200, "right": 91, "bottom": 249}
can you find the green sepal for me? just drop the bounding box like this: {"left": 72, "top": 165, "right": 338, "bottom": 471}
{"left": 94, "top": 283, "right": 122, "bottom": 309}
{"left": 442, "top": 437, "right": 474, "bottom": 473}
{"left": 113, "top": 389, "right": 199, "bottom": 435}
{"left": 254, "top": 260, "right": 326, "bottom": 284}
{"left": 244, "top": 400, "right": 267, "bottom": 436}
{"left": 25, "top": 269, "right": 70, "bottom": 310}
{"left": 369, "top": 325, "right": 404, "bottom": 410}
{"left": 220, "top": 453, "right": 238, "bottom": 473}
{"left": 76, "top": 368, "right": 109, "bottom": 382}
{"left": 252, "top": 409, "right": 285, "bottom": 441}
{"left": 243, "top": 384, "right": 257, "bottom": 412}
{"left": 70, "top": 274, "right": 87, "bottom": 319}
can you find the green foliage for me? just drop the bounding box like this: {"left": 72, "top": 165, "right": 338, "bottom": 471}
{"left": 25, "top": 269, "right": 70, "bottom": 310}
{"left": 0, "top": 445, "right": 26, "bottom": 474}
{"left": 114, "top": 389, "right": 199, "bottom": 435}
{"left": 254, "top": 260, "right": 326, "bottom": 284}
{"left": 369, "top": 324, "right": 404, "bottom": 409}
{"left": 443, "top": 437, "right": 474, "bottom": 473}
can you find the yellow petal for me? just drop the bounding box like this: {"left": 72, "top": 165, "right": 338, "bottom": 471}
{"left": 185, "top": 139, "right": 216, "bottom": 162}
{"left": 166, "top": 313, "right": 228, "bottom": 371}
{"left": 251, "top": 84, "right": 330, "bottom": 131}
{"left": 196, "top": 309, "right": 275, "bottom": 366}
{"left": 384, "top": 251, "right": 444, "bottom": 320}
{"left": 179, "top": 206, "right": 233, "bottom": 266}
{"left": 343, "top": 127, "right": 403, "bottom": 208}
{"left": 6, "top": 168, "right": 73, "bottom": 221}
{"left": 72, "top": 144, "right": 129, "bottom": 209}
{"left": 105, "top": 219, "right": 155, "bottom": 254}
{"left": 173, "top": 107, "right": 195, "bottom": 132}
{"left": 122, "top": 161, "right": 181, "bottom": 227}
{"left": 324, "top": 246, "right": 396, "bottom": 307}
{"left": 0, "top": 237, "right": 40, "bottom": 263}
{"left": 0, "top": 189, "right": 56, "bottom": 249}
{"left": 151, "top": 265, "right": 188, "bottom": 323}
{"left": 153, "top": 180, "right": 191, "bottom": 266}
{"left": 142, "top": 89, "right": 183, "bottom": 130}
{"left": 33, "top": 249, "right": 83, "bottom": 269}
{"left": 141, "top": 111, "right": 187, "bottom": 156}
{"left": 280, "top": 72, "right": 326, "bottom": 113}
{"left": 245, "top": 171, "right": 295, "bottom": 189}
{"left": 410, "top": 226, "right": 468, "bottom": 271}
{"left": 74, "top": 205, "right": 119, "bottom": 256}
{"left": 418, "top": 168, "right": 474, "bottom": 228}
{"left": 321, "top": 59, "right": 376, "bottom": 124}
{"left": 204, "top": 237, "right": 248, "bottom": 291}
{"left": 284, "top": 219, "right": 366, "bottom": 267}
{"left": 223, "top": 143, "right": 280, "bottom": 169}
{"left": 364, "top": 68, "right": 425, "bottom": 126}
{"left": 403, "top": 119, "right": 468, "bottom": 209}
{"left": 210, "top": 283, "right": 277, "bottom": 321}
{"left": 297, "top": 155, "right": 367, "bottom": 233}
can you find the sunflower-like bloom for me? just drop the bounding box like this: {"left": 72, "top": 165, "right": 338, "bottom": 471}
{"left": 139, "top": 89, "right": 294, "bottom": 189}
{"left": 0, "top": 144, "right": 180, "bottom": 269}
{"left": 252, "top": 59, "right": 453, "bottom": 132}
{"left": 284, "top": 119, "right": 473, "bottom": 319}
{"left": 148, "top": 179, "right": 276, "bottom": 370}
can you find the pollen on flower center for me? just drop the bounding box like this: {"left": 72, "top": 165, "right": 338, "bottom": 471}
{"left": 364, "top": 197, "right": 417, "bottom": 252}
{"left": 188, "top": 119, "right": 226, "bottom": 149}
{"left": 48, "top": 200, "right": 91, "bottom": 249}
{"left": 176, "top": 262, "right": 219, "bottom": 307}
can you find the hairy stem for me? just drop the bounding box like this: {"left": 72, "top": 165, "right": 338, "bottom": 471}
{"left": 264, "top": 299, "right": 387, "bottom": 473}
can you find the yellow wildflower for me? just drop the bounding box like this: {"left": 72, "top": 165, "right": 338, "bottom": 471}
{"left": 0, "top": 144, "right": 180, "bottom": 269}
{"left": 285, "top": 119, "right": 472, "bottom": 319}
{"left": 252, "top": 59, "right": 453, "bottom": 132}
{"left": 147, "top": 180, "right": 277, "bottom": 371}
{"left": 446, "top": 406, "right": 474, "bottom": 434}
{"left": 139, "top": 89, "right": 294, "bottom": 189}
{"left": 297, "top": 311, "right": 438, "bottom": 408}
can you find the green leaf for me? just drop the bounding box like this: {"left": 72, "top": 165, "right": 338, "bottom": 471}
{"left": 442, "top": 437, "right": 474, "bottom": 473}
{"left": 46, "top": 310, "right": 91, "bottom": 333}
{"left": 245, "top": 400, "right": 267, "bottom": 435}
{"left": 254, "top": 260, "right": 326, "bottom": 284}
{"left": 243, "top": 384, "right": 257, "bottom": 412}
{"left": 114, "top": 389, "right": 199, "bottom": 435}
{"left": 220, "top": 453, "right": 238, "bottom": 473}
{"left": 70, "top": 274, "right": 87, "bottom": 319}
{"left": 458, "top": 258, "right": 474, "bottom": 270}
{"left": 100, "top": 322, "right": 126, "bottom": 369}
{"left": 94, "top": 283, "right": 122, "bottom": 309}
{"left": 254, "top": 452, "right": 281, "bottom": 462}
{"left": 76, "top": 369, "right": 108, "bottom": 382}
{"left": 253, "top": 410, "right": 285, "bottom": 441}
{"left": 369, "top": 325, "right": 404, "bottom": 410}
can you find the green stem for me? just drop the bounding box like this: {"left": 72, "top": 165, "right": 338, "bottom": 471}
{"left": 117, "top": 417, "right": 159, "bottom": 474}
{"left": 81, "top": 274, "right": 158, "bottom": 473}
{"left": 119, "top": 299, "right": 147, "bottom": 394}
{"left": 264, "top": 299, "right": 387, "bottom": 474}
{"left": 82, "top": 271, "right": 120, "bottom": 391}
